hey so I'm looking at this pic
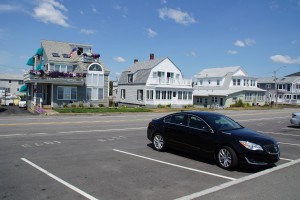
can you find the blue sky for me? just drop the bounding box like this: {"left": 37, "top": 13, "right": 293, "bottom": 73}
{"left": 0, "top": 0, "right": 300, "bottom": 80}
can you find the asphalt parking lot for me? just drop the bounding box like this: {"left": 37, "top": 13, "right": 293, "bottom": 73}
{"left": 0, "top": 109, "right": 299, "bottom": 200}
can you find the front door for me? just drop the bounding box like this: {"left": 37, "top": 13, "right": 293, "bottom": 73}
{"left": 220, "top": 98, "right": 224, "bottom": 106}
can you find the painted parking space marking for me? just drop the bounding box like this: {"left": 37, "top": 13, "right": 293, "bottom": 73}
{"left": 280, "top": 157, "right": 294, "bottom": 162}
{"left": 97, "top": 136, "right": 125, "bottom": 142}
{"left": 278, "top": 142, "right": 300, "bottom": 147}
{"left": 22, "top": 141, "right": 61, "bottom": 148}
{"left": 113, "top": 149, "right": 236, "bottom": 181}
{"left": 21, "top": 158, "right": 98, "bottom": 200}
{"left": 258, "top": 131, "right": 300, "bottom": 137}
{"left": 174, "top": 158, "right": 300, "bottom": 200}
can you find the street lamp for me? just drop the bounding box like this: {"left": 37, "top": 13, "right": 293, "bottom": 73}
{"left": 274, "top": 66, "right": 286, "bottom": 106}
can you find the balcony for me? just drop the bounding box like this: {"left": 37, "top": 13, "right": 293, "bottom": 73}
{"left": 24, "top": 70, "right": 85, "bottom": 86}
{"left": 147, "top": 77, "right": 192, "bottom": 86}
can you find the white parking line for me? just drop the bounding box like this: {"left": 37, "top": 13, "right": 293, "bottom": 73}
{"left": 174, "top": 158, "right": 300, "bottom": 200}
{"left": 278, "top": 142, "right": 300, "bottom": 147}
{"left": 258, "top": 131, "right": 300, "bottom": 137}
{"left": 280, "top": 157, "right": 294, "bottom": 161}
{"left": 21, "top": 158, "right": 98, "bottom": 200}
{"left": 113, "top": 149, "right": 236, "bottom": 181}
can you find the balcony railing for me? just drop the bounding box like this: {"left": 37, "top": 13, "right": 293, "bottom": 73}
{"left": 147, "top": 77, "right": 192, "bottom": 86}
{"left": 23, "top": 71, "right": 85, "bottom": 85}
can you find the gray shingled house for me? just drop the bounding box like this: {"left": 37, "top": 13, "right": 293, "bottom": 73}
{"left": 24, "top": 40, "right": 110, "bottom": 110}
{"left": 116, "top": 54, "right": 193, "bottom": 107}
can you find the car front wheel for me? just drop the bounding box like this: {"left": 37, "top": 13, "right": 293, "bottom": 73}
{"left": 217, "top": 146, "right": 238, "bottom": 170}
{"left": 153, "top": 133, "right": 166, "bottom": 152}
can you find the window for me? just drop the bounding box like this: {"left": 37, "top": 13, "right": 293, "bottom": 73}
{"left": 147, "top": 90, "right": 154, "bottom": 100}
{"left": 167, "top": 91, "right": 172, "bottom": 99}
{"left": 188, "top": 92, "right": 192, "bottom": 100}
{"left": 183, "top": 91, "right": 187, "bottom": 100}
{"left": 200, "top": 80, "right": 203, "bottom": 85}
{"left": 189, "top": 116, "right": 209, "bottom": 130}
{"left": 62, "top": 54, "right": 71, "bottom": 58}
{"left": 258, "top": 93, "right": 264, "bottom": 101}
{"left": 18, "top": 80, "right": 23, "bottom": 85}
{"left": 156, "top": 90, "right": 160, "bottom": 99}
{"left": 257, "top": 84, "right": 260, "bottom": 88}
{"left": 52, "top": 53, "right": 60, "bottom": 57}
{"left": 217, "top": 80, "right": 220, "bottom": 85}
{"left": 162, "top": 91, "right": 167, "bottom": 99}
{"left": 237, "top": 79, "right": 241, "bottom": 86}
{"left": 121, "top": 89, "right": 126, "bottom": 99}
{"left": 173, "top": 92, "right": 176, "bottom": 97}
{"left": 9, "top": 80, "right": 11, "bottom": 83}
{"left": 128, "top": 74, "right": 133, "bottom": 83}
{"left": 212, "top": 97, "right": 217, "bottom": 103}
{"left": 164, "top": 114, "right": 187, "bottom": 125}
{"left": 178, "top": 91, "right": 183, "bottom": 100}
{"left": 208, "top": 80, "right": 211, "bottom": 84}
{"left": 245, "top": 92, "right": 252, "bottom": 101}
{"left": 53, "top": 64, "right": 73, "bottom": 72}
{"left": 266, "top": 84, "right": 271, "bottom": 89}
{"left": 233, "top": 79, "right": 236, "bottom": 86}
{"left": 87, "top": 88, "right": 103, "bottom": 100}
{"left": 57, "top": 86, "right": 77, "bottom": 100}
{"left": 137, "top": 90, "right": 143, "bottom": 100}
{"left": 196, "top": 98, "right": 203, "bottom": 104}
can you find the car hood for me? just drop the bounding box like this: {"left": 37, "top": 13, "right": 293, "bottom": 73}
{"left": 221, "top": 128, "right": 276, "bottom": 145}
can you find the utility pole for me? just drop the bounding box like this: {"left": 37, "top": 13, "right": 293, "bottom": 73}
{"left": 274, "top": 66, "right": 286, "bottom": 106}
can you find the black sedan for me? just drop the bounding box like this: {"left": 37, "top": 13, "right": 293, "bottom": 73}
{"left": 147, "top": 111, "right": 280, "bottom": 170}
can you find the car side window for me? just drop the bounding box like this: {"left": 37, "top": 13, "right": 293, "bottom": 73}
{"left": 170, "top": 114, "right": 187, "bottom": 125}
{"left": 189, "top": 116, "right": 209, "bottom": 130}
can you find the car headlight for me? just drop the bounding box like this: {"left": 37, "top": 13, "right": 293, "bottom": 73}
{"left": 239, "top": 141, "right": 263, "bottom": 151}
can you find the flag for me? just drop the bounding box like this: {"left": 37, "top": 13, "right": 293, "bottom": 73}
{"left": 69, "top": 47, "right": 77, "bottom": 57}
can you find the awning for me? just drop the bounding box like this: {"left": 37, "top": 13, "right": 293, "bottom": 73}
{"left": 26, "top": 57, "right": 35, "bottom": 66}
{"left": 35, "top": 48, "right": 43, "bottom": 56}
{"left": 36, "top": 64, "right": 43, "bottom": 70}
{"left": 19, "top": 84, "right": 28, "bottom": 92}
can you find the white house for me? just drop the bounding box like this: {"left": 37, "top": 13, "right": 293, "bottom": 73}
{"left": 116, "top": 54, "right": 193, "bottom": 107}
{"left": 193, "top": 66, "right": 266, "bottom": 108}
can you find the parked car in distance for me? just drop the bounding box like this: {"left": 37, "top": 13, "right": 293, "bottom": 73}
{"left": 18, "top": 98, "right": 26, "bottom": 108}
{"left": 290, "top": 113, "right": 300, "bottom": 126}
{"left": 147, "top": 111, "right": 280, "bottom": 170}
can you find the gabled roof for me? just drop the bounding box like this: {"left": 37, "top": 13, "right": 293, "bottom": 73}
{"left": 257, "top": 76, "right": 300, "bottom": 83}
{"left": 118, "top": 57, "right": 168, "bottom": 85}
{"left": 285, "top": 72, "right": 300, "bottom": 77}
{"left": 195, "top": 66, "right": 245, "bottom": 78}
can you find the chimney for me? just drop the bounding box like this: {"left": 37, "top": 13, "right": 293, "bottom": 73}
{"left": 134, "top": 59, "right": 138, "bottom": 64}
{"left": 150, "top": 53, "right": 154, "bottom": 60}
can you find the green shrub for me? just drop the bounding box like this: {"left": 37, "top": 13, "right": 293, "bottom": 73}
{"left": 99, "top": 103, "right": 104, "bottom": 107}
{"left": 78, "top": 102, "right": 84, "bottom": 107}
{"left": 62, "top": 103, "right": 67, "bottom": 108}
{"left": 71, "top": 103, "right": 77, "bottom": 108}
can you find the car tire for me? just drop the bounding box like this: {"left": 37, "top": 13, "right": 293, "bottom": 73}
{"left": 152, "top": 133, "right": 166, "bottom": 152}
{"left": 217, "top": 146, "right": 238, "bottom": 170}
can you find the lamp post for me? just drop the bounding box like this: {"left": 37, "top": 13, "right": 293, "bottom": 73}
{"left": 274, "top": 66, "right": 286, "bottom": 106}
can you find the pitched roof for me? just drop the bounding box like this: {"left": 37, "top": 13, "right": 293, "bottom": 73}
{"left": 195, "top": 66, "right": 243, "bottom": 78}
{"left": 41, "top": 40, "right": 109, "bottom": 73}
{"left": 118, "top": 57, "right": 167, "bottom": 85}
{"left": 0, "top": 73, "right": 23, "bottom": 80}
{"left": 285, "top": 72, "right": 300, "bottom": 77}
{"left": 257, "top": 76, "right": 300, "bottom": 83}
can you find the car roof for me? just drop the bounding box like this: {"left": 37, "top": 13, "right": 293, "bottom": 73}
{"left": 177, "top": 111, "right": 223, "bottom": 117}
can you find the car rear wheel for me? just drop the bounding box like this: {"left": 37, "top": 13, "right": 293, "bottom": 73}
{"left": 217, "top": 146, "right": 238, "bottom": 170}
{"left": 153, "top": 133, "right": 166, "bottom": 152}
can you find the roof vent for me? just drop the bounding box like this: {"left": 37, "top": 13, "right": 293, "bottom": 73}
{"left": 150, "top": 53, "right": 154, "bottom": 60}
{"left": 134, "top": 59, "right": 138, "bottom": 63}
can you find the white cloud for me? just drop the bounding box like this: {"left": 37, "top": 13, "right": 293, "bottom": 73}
{"left": 80, "top": 28, "right": 96, "bottom": 35}
{"left": 234, "top": 40, "right": 245, "bottom": 47}
{"left": 114, "top": 57, "right": 126, "bottom": 62}
{"left": 147, "top": 28, "right": 157, "bottom": 38}
{"left": 234, "top": 38, "right": 255, "bottom": 47}
{"left": 92, "top": 7, "right": 97, "bottom": 13}
{"left": 161, "top": 0, "right": 167, "bottom": 4}
{"left": 0, "top": 4, "right": 21, "bottom": 12}
{"left": 33, "top": 0, "right": 70, "bottom": 28}
{"left": 227, "top": 50, "right": 239, "bottom": 55}
{"left": 158, "top": 7, "right": 196, "bottom": 25}
{"left": 270, "top": 54, "right": 300, "bottom": 64}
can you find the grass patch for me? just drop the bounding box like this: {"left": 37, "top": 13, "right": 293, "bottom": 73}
{"left": 53, "top": 107, "right": 151, "bottom": 113}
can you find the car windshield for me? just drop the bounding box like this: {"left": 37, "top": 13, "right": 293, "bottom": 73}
{"left": 204, "top": 115, "right": 243, "bottom": 131}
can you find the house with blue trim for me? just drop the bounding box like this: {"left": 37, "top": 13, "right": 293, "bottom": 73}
{"left": 24, "top": 40, "right": 110, "bottom": 110}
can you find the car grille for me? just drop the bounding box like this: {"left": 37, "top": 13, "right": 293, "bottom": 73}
{"left": 263, "top": 144, "right": 279, "bottom": 154}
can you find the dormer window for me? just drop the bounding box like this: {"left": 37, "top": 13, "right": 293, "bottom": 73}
{"left": 52, "top": 53, "right": 60, "bottom": 57}
{"left": 128, "top": 74, "right": 133, "bottom": 83}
